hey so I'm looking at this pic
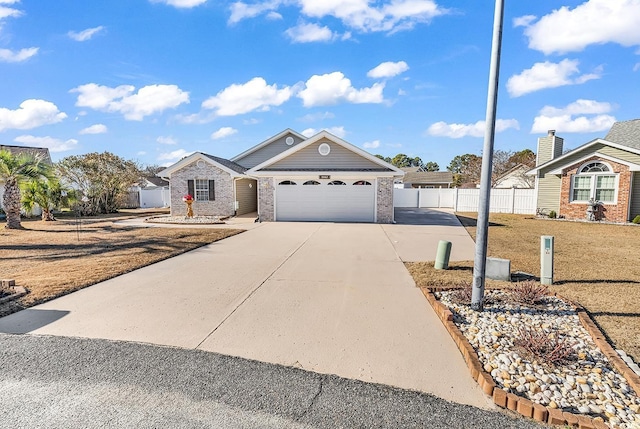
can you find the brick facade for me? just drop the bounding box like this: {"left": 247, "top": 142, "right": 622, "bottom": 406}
{"left": 257, "top": 177, "right": 275, "bottom": 221}
{"left": 376, "top": 177, "right": 394, "bottom": 224}
{"left": 170, "top": 161, "right": 235, "bottom": 217}
{"left": 559, "top": 156, "right": 632, "bottom": 223}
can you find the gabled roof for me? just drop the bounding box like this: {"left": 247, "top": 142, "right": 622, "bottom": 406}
{"left": 230, "top": 128, "right": 307, "bottom": 163}
{"left": 494, "top": 163, "right": 530, "bottom": 182}
{"left": 201, "top": 153, "right": 247, "bottom": 174}
{"left": 403, "top": 171, "right": 453, "bottom": 183}
{"left": 246, "top": 130, "right": 405, "bottom": 176}
{"left": 528, "top": 119, "right": 640, "bottom": 175}
{"left": 144, "top": 177, "right": 169, "bottom": 187}
{"left": 605, "top": 119, "right": 640, "bottom": 150}
{"left": 157, "top": 152, "right": 247, "bottom": 178}
{"left": 0, "top": 144, "right": 52, "bottom": 164}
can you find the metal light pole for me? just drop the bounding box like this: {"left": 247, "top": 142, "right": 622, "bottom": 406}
{"left": 471, "top": 0, "right": 505, "bottom": 311}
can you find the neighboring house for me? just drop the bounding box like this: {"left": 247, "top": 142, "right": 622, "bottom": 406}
{"left": 395, "top": 169, "right": 454, "bottom": 189}
{"left": 0, "top": 145, "right": 52, "bottom": 215}
{"left": 158, "top": 129, "right": 404, "bottom": 223}
{"left": 528, "top": 120, "right": 640, "bottom": 222}
{"left": 493, "top": 164, "right": 534, "bottom": 189}
{"left": 131, "top": 177, "right": 170, "bottom": 208}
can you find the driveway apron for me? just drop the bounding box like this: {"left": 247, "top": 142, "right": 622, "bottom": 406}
{"left": 0, "top": 214, "right": 489, "bottom": 408}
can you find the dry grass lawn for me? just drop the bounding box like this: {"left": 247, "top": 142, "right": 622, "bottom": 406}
{"left": 407, "top": 213, "right": 640, "bottom": 362}
{"left": 0, "top": 211, "right": 242, "bottom": 308}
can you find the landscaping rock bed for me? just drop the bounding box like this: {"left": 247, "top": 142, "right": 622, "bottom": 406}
{"left": 436, "top": 289, "right": 640, "bottom": 429}
{"left": 145, "top": 215, "right": 225, "bottom": 225}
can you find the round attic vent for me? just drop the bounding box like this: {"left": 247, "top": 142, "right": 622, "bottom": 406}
{"left": 285, "top": 136, "right": 295, "bottom": 146}
{"left": 318, "top": 143, "right": 331, "bottom": 156}
{"left": 196, "top": 160, "right": 205, "bottom": 168}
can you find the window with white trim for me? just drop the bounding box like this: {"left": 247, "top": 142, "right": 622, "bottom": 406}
{"left": 570, "top": 161, "right": 617, "bottom": 203}
{"left": 195, "top": 179, "right": 209, "bottom": 201}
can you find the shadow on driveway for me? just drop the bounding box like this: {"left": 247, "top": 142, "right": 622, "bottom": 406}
{"left": 0, "top": 309, "right": 69, "bottom": 334}
{"left": 394, "top": 208, "right": 462, "bottom": 226}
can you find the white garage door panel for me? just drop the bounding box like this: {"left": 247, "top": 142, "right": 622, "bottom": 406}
{"left": 276, "top": 180, "right": 375, "bottom": 222}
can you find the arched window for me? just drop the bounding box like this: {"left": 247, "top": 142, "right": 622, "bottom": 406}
{"left": 579, "top": 162, "right": 611, "bottom": 173}
{"left": 571, "top": 161, "right": 616, "bottom": 203}
{"left": 278, "top": 180, "right": 297, "bottom": 185}
{"left": 328, "top": 180, "right": 346, "bottom": 185}
{"left": 303, "top": 180, "right": 320, "bottom": 185}
{"left": 353, "top": 180, "right": 372, "bottom": 186}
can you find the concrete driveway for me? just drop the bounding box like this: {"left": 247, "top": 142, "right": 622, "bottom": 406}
{"left": 0, "top": 209, "right": 487, "bottom": 408}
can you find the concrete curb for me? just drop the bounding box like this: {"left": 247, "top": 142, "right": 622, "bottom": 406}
{"left": 421, "top": 287, "right": 627, "bottom": 429}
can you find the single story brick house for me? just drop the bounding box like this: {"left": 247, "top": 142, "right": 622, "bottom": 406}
{"left": 158, "top": 129, "right": 404, "bottom": 223}
{"left": 528, "top": 119, "right": 640, "bottom": 222}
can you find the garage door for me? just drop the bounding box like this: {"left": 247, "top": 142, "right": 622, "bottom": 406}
{"left": 275, "top": 179, "right": 375, "bottom": 222}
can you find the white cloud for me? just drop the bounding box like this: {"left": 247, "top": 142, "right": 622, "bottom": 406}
{"left": 285, "top": 22, "right": 336, "bottom": 43}
{"left": 299, "top": 0, "right": 447, "bottom": 33}
{"left": 531, "top": 115, "right": 616, "bottom": 134}
{"left": 157, "top": 135, "right": 177, "bottom": 145}
{"left": 14, "top": 135, "right": 78, "bottom": 152}
{"left": 298, "top": 72, "right": 385, "bottom": 107}
{"left": 298, "top": 111, "right": 335, "bottom": 122}
{"left": 531, "top": 99, "right": 616, "bottom": 133}
{"left": 68, "top": 26, "right": 105, "bottom": 42}
{"left": 211, "top": 126, "right": 238, "bottom": 140}
{"left": 229, "top": 0, "right": 447, "bottom": 33}
{"left": 0, "top": 1, "right": 22, "bottom": 21}
{"left": 266, "top": 11, "right": 282, "bottom": 20}
{"left": 367, "top": 61, "right": 409, "bottom": 79}
{"left": 243, "top": 118, "right": 261, "bottom": 125}
{"left": 0, "top": 99, "right": 67, "bottom": 132}
{"left": 427, "top": 119, "right": 520, "bottom": 138}
{"left": 157, "top": 148, "right": 193, "bottom": 161}
{"left": 513, "top": 15, "right": 536, "bottom": 28}
{"left": 539, "top": 99, "right": 613, "bottom": 117}
{"left": 506, "top": 59, "right": 601, "bottom": 97}
{"left": 151, "top": 0, "right": 207, "bottom": 8}
{"left": 0, "top": 47, "right": 38, "bottom": 63}
{"left": 202, "top": 77, "right": 292, "bottom": 116}
{"left": 301, "top": 126, "right": 346, "bottom": 138}
{"left": 634, "top": 63, "right": 640, "bottom": 72}
{"left": 229, "top": 0, "right": 282, "bottom": 24}
{"left": 363, "top": 140, "right": 380, "bottom": 149}
{"left": 79, "top": 124, "right": 107, "bottom": 134}
{"left": 519, "top": 0, "right": 640, "bottom": 54}
{"left": 71, "top": 83, "right": 189, "bottom": 120}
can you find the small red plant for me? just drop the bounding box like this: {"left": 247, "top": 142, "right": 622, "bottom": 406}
{"left": 510, "top": 281, "right": 548, "bottom": 305}
{"left": 182, "top": 194, "right": 193, "bottom": 202}
{"left": 515, "top": 326, "right": 576, "bottom": 366}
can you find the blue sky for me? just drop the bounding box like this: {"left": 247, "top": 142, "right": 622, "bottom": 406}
{"left": 1, "top": 0, "right": 639, "bottom": 169}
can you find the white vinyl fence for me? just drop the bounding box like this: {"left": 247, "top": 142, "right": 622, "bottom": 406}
{"left": 140, "top": 187, "right": 170, "bottom": 208}
{"left": 393, "top": 188, "right": 536, "bottom": 214}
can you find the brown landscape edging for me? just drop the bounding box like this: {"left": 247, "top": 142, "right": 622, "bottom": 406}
{"left": 0, "top": 279, "right": 28, "bottom": 305}
{"left": 421, "top": 287, "right": 621, "bottom": 429}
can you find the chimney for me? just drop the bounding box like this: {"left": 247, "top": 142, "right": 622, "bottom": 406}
{"left": 536, "top": 130, "right": 564, "bottom": 166}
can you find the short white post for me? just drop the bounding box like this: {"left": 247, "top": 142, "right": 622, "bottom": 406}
{"left": 540, "top": 236, "right": 554, "bottom": 285}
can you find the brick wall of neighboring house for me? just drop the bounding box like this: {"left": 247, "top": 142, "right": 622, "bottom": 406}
{"left": 170, "top": 161, "right": 235, "bottom": 217}
{"left": 560, "top": 157, "right": 632, "bottom": 222}
{"left": 258, "top": 177, "right": 275, "bottom": 221}
{"left": 376, "top": 177, "right": 394, "bottom": 224}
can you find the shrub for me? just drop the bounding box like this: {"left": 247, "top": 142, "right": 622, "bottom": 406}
{"left": 510, "top": 281, "right": 548, "bottom": 305}
{"left": 515, "top": 327, "right": 576, "bottom": 366}
{"left": 449, "top": 282, "right": 473, "bottom": 305}
{"left": 548, "top": 210, "right": 557, "bottom": 219}
{"left": 633, "top": 215, "right": 640, "bottom": 224}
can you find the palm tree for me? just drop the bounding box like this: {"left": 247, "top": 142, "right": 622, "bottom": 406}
{"left": 21, "top": 177, "right": 73, "bottom": 221}
{"left": 0, "top": 149, "right": 51, "bottom": 229}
